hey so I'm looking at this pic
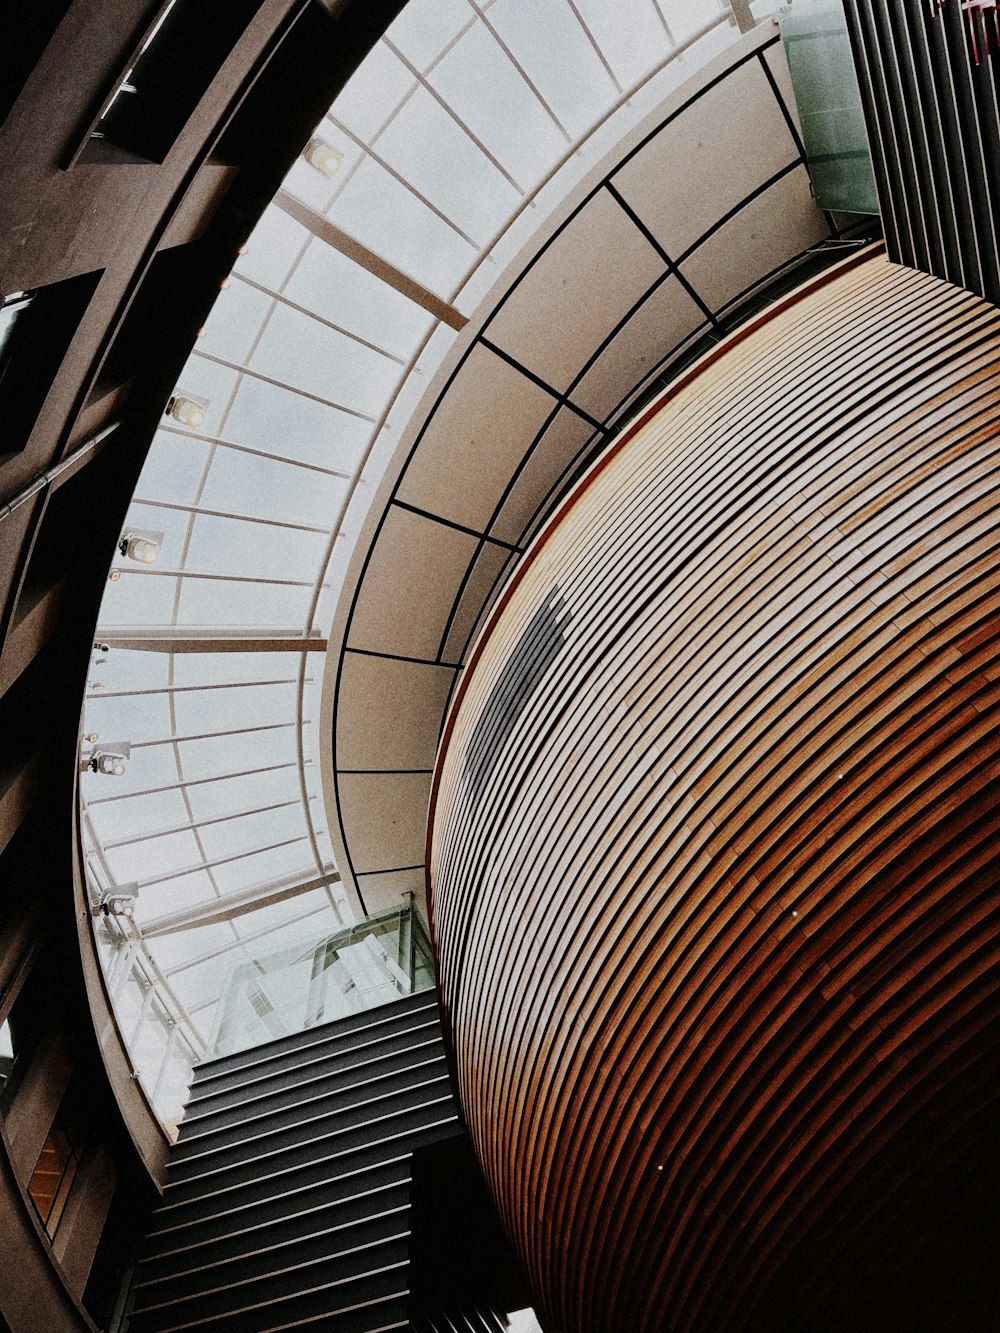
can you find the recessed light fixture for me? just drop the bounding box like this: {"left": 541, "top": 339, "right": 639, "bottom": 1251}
{"left": 119, "top": 527, "right": 163, "bottom": 565}
{"left": 303, "top": 136, "right": 342, "bottom": 177}
{"left": 166, "top": 393, "right": 209, "bottom": 428}
{"left": 86, "top": 742, "right": 131, "bottom": 777}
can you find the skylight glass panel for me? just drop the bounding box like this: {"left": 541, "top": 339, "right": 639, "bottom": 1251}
{"left": 176, "top": 724, "right": 299, "bottom": 783}
{"left": 234, "top": 208, "right": 309, "bottom": 290}
{"left": 172, "top": 650, "right": 303, "bottom": 686}
{"left": 86, "top": 789, "right": 190, "bottom": 843}
{"left": 147, "top": 928, "right": 240, "bottom": 975}
{"left": 223, "top": 377, "right": 372, "bottom": 472}
{"left": 249, "top": 303, "right": 402, "bottom": 418}
{"left": 659, "top": 0, "right": 728, "bottom": 43}
{"left": 327, "top": 39, "right": 414, "bottom": 141}
{"left": 197, "top": 449, "right": 347, "bottom": 530}
{"left": 183, "top": 513, "right": 326, "bottom": 580}
{"left": 573, "top": 0, "right": 673, "bottom": 87}
{"left": 184, "top": 765, "right": 305, "bottom": 822}
{"left": 139, "top": 869, "right": 221, "bottom": 921}
{"left": 487, "top": 0, "right": 619, "bottom": 140}
{"left": 83, "top": 689, "right": 172, "bottom": 743}
{"left": 385, "top": 0, "right": 471, "bottom": 72}
{"left": 429, "top": 20, "right": 568, "bottom": 186}
{"left": 176, "top": 577, "right": 314, "bottom": 627}
{"left": 173, "top": 682, "right": 295, "bottom": 738}
{"left": 106, "top": 830, "right": 202, "bottom": 888}
{"left": 211, "top": 842, "right": 312, "bottom": 894}
{"left": 283, "top": 239, "right": 434, "bottom": 359}
{"left": 373, "top": 83, "right": 521, "bottom": 242}
{"left": 195, "top": 802, "right": 308, "bottom": 862}
{"left": 137, "top": 431, "right": 212, "bottom": 506}
{"left": 98, "top": 571, "right": 179, "bottom": 626}
{"left": 329, "top": 156, "right": 476, "bottom": 298}
{"left": 196, "top": 280, "right": 274, "bottom": 364}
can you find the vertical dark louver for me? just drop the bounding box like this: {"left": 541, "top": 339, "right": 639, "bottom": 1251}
{"left": 843, "top": 0, "right": 1000, "bottom": 302}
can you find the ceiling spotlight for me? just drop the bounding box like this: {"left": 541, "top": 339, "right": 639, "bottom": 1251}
{"left": 303, "top": 136, "right": 342, "bottom": 177}
{"left": 86, "top": 733, "right": 99, "bottom": 743}
{"left": 119, "top": 527, "right": 163, "bottom": 564}
{"left": 108, "top": 569, "right": 121, "bottom": 582}
{"left": 86, "top": 741, "right": 131, "bottom": 776}
{"left": 165, "top": 393, "right": 209, "bottom": 428}
{"left": 92, "top": 885, "right": 139, "bottom": 919}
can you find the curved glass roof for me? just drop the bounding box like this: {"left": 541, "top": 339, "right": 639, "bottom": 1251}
{"left": 79, "top": 0, "right": 777, "bottom": 1125}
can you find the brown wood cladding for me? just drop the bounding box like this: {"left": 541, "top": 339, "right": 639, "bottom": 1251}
{"left": 428, "top": 256, "right": 1000, "bottom": 1333}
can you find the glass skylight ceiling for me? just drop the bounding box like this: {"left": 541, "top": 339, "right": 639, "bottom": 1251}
{"left": 79, "top": 0, "right": 775, "bottom": 1126}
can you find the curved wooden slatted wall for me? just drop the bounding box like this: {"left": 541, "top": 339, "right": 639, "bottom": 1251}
{"left": 428, "top": 255, "right": 1000, "bottom": 1333}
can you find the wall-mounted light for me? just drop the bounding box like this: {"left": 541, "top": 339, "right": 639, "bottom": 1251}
{"left": 92, "top": 885, "right": 139, "bottom": 919}
{"left": 303, "top": 136, "right": 342, "bottom": 177}
{"left": 119, "top": 527, "right": 163, "bottom": 564}
{"left": 165, "top": 393, "right": 209, "bottom": 428}
{"left": 85, "top": 741, "right": 131, "bottom": 776}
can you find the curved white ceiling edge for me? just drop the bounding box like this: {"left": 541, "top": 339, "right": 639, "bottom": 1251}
{"left": 316, "top": 18, "right": 835, "bottom": 916}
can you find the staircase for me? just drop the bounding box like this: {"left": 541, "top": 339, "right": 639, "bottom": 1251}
{"left": 128, "top": 990, "right": 459, "bottom": 1332}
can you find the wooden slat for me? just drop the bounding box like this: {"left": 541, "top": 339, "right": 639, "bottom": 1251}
{"left": 429, "top": 255, "right": 1000, "bottom": 1333}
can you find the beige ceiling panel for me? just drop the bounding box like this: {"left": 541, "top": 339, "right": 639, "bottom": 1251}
{"left": 347, "top": 505, "right": 480, "bottom": 660}
{"left": 489, "top": 408, "right": 598, "bottom": 548}
{"left": 340, "top": 771, "right": 432, "bottom": 874}
{"left": 678, "top": 166, "right": 830, "bottom": 314}
{"left": 396, "top": 343, "right": 556, "bottom": 532}
{"left": 337, "top": 653, "right": 456, "bottom": 772}
{"left": 354, "top": 866, "right": 428, "bottom": 918}
{"left": 611, "top": 58, "right": 799, "bottom": 259}
{"left": 485, "top": 189, "right": 666, "bottom": 394}
{"left": 441, "top": 541, "right": 516, "bottom": 666}
{"left": 569, "top": 275, "right": 706, "bottom": 421}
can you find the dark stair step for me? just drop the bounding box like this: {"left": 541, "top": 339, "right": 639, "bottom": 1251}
{"left": 140, "top": 1177, "right": 411, "bottom": 1280}
{"left": 132, "top": 1232, "right": 410, "bottom": 1323}
{"left": 149, "top": 1112, "right": 459, "bottom": 1233}
{"left": 173, "top": 1052, "right": 449, "bottom": 1162}
{"left": 166, "top": 1079, "right": 454, "bottom": 1192}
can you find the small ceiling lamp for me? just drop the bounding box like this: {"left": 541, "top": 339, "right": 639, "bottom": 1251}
{"left": 166, "top": 393, "right": 209, "bottom": 428}
{"left": 92, "top": 885, "right": 139, "bottom": 919}
{"left": 119, "top": 527, "right": 163, "bottom": 564}
{"left": 85, "top": 741, "right": 131, "bottom": 776}
{"left": 303, "top": 136, "right": 342, "bottom": 177}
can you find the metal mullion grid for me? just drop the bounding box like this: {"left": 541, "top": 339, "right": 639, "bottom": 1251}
{"left": 100, "top": 798, "right": 303, "bottom": 850}
{"left": 206, "top": 234, "right": 340, "bottom": 907}
{"left": 81, "top": 809, "right": 208, "bottom": 1047}
{"left": 191, "top": 348, "right": 378, "bottom": 422}
{"left": 90, "top": 675, "right": 306, "bottom": 699}
{"left": 649, "top": 0, "right": 676, "bottom": 43}
{"left": 84, "top": 758, "right": 308, "bottom": 806}
{"left": 165, "top": 899, "right": 334, "bottom": 985}
{"left": 564, "top": 0, "right": 624, "bottom": 94}
{"left": 382, "top": 35, "right": 527, "bottom": 196}
{"left": 135, "top": 833, "right": 309, "bottom": 890}
{"left": 130, "top": 495, "right": 330, "bottom": 534}
{"left": 129, "top": 719, "right": 300, "bottom": 748}
{"left": 464, "top": 0, "right": 573, "bottom": 142}
{"left": 325, "top": 111, "right": 482, "bottom": 249}
{"left": 231, "top": 271, "right": 409, "bottom": 365}
{"left": 110, "top": 568, "right": 317, "bottom": 586}
{"left": 159, "top": 423, "right": 354, "bottom": 480}
{"left": 445, "top": 10, "right": 726, "bottom": 310}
